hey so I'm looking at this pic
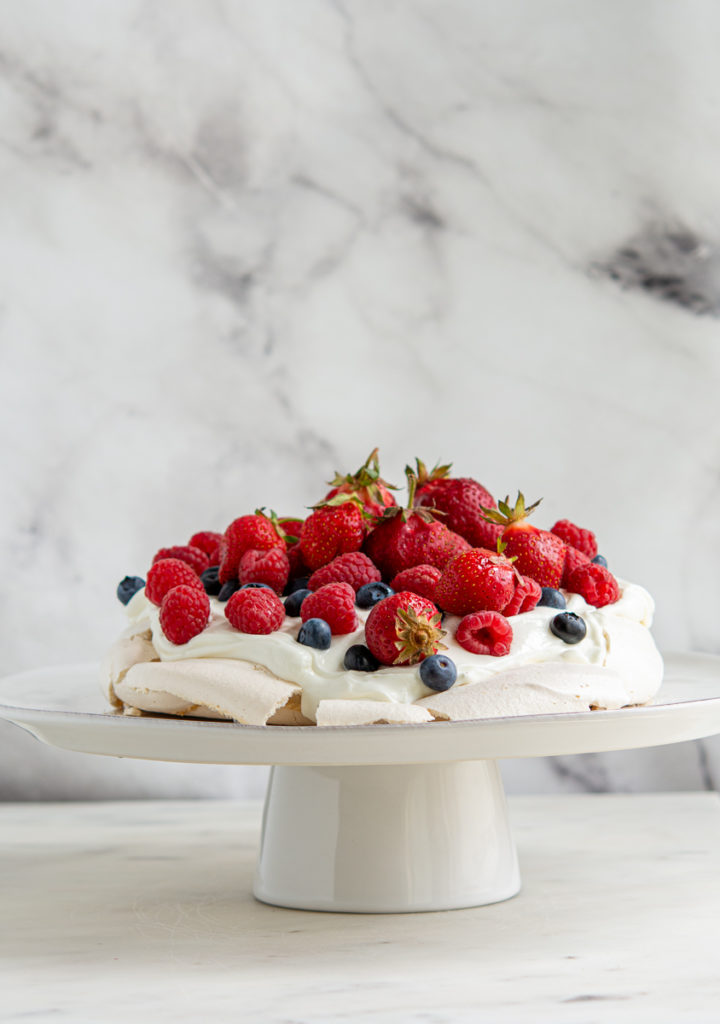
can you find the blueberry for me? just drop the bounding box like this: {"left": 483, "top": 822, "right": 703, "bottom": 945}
{"left": 550, "top": 612, "right": 587, "bottom": 644}
{"left": 356, "top": 582, "right": 394, "bottom": 609}
{"left": 297, "top": 618, "right": 332, "bottom": 650}
{"left": 284, "top": 575, "right": 311, "bottom": 596}
{"left": 240, "top": 582, "right": 272, "bottom": 590}
{"left": 592, "top": 554, "right": 608, "bottom": 568}
{"left": 343, "top": 644, "right": 380, "bottom": 672}
{"left": 218, "top": 579, "right": 240, "bottom": 602}
{"left": 116, "top": 576, "right": 145, "bottom": 605}
{"left": 200, "top": 565, "right": 221, "bottom": 596}
{"left": 419, "top": 654, "right": 458, "bottom": 692}
{"left": 284, "top": 588, "right": 311, "bottom": 617}
{"left": 539, "top": 587, "right": 566, "bottom": 609}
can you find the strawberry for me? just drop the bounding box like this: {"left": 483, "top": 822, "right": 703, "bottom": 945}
{"left": 435, "top": 549, "right": 516, "bottom": 616}
{"left": 455, "top": 611, "right": 513, "bottom": 656}
{"left": 363, "top": 468, "right": 471, "bottom": 579}
{"left": 480, "top": 492, "right": 566, "bottom": 588}
{"left": 299, "top": 498, "right": 365, "bottom": 571}
{"left": 390, "top": 565, "right": 442, "bottom": 604}
{"left": 238, "top": 547, "right": 290, "bottom": 594}
{"left": 364, "top": 592, "right": 447, "bottom": 666}
{"left": 323, "top": 448, "right": 397, "bottom": 522}
{"left": 413, "top": 458, "right": 503, "bottom": 551}
{"left": 218, "top": 513, "right": 285, "bottom": 583}
{"left": 551, "top": 519, "right": 598, "bottom": 559}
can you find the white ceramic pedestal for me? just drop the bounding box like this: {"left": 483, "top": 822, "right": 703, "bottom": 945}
{"left": 254, "top": 761, "right": 520, "bottom": 913}
{"left": 2, "top": 655, "right": 720, "bottom": 914}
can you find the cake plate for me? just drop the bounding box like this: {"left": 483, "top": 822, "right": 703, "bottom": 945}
{"left": 2, "top": 652, "right": 720, "bottom": 914}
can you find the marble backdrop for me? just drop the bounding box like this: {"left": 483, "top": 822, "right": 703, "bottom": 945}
{"left": 1, "top": 0, "right": 720, "bottom": 798}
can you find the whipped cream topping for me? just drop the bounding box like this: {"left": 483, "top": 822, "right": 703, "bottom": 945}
{"left": 114, "top": 580, "right": 663, "bottom": 722}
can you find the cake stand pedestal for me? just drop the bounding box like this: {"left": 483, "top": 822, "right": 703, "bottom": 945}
{"left": 256, "top": 761, "right": 519, "bottom": 912}
{"left": 1, "top": 653, "right": 720, "bottom": 914}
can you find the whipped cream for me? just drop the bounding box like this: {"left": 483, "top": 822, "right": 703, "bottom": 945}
{"left": 109, "top": 580, "right": 663, "bottom": 723}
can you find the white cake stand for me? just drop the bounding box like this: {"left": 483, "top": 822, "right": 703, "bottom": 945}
{"left": 2, "top": 653, "right": 720, "bottom": 914}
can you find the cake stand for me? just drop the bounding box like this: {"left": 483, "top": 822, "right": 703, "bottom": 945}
{"left": 2, "top": 652, "right": 720, "bottom": 914}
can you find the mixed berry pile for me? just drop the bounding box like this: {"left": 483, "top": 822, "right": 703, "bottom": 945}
{"left": 117, "top": 450, "right": 619, "bottom": 694}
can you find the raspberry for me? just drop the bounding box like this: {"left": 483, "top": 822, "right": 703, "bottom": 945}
{"left": 146, "top": 558, "right": 206, "bottom": 606}
{"left": 364, "top": 591, "right": 445, "bottom": 666}
{"left": 239, "top": 547, "right": 290, "bottom": 594}
{"left": 551, "top": 519, "right": 598, "bottom": 559}
{"left": 390, "top": 565, "right": 442, "bottom": 604}
{"left": 301, "top": 582, "right": 357, "bottom": 635}
{"left": 159, "top": 585, "right": 210, "bottom": 645}
{"left": 219, "top": 514, "right": 285, "bottom": 583}
{"left": 503, "top": 575, "right": 542, "bottom": 616}
{"left": 152, "top": 545, "right": 209, "bottom": 576}
{"left": 565, "top": 563, "right": 620, "bottom": 608}
{"left": 225, "top": 587, "right": 285, "bottom": 634}
{"left": 308, "top": 552, "right": 381, "bottom": 593}
{"left": 189, "top": 531, "right": 223, "bottom": 564}
{"left": 455, "top": 611, "right": 513, "bottom": 656}
{"left": 561, "top": 545, "right": 591, "bottom": 588}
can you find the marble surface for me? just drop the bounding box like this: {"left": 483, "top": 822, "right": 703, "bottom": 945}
{"left": 1, "top": 795, "right": 720, "bottom": 1022}
{"left": 2, "top": 0, "right": 720, "bottom": 797}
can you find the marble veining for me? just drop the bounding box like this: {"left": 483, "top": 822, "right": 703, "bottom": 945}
{"left": 1, "top": 0, "right": 720, "bottom": 798}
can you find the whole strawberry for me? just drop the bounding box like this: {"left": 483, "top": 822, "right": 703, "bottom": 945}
{"left": 299, "top": 498, "right": 365, "bottom": 571}
{"left": 363, "top": 468, "right": 470, "bottom": 579}
{"left": 481, "top": 492, "right": 566, "bottom": 588}
{"left": 323, "top": 448, "right": 397, "bottom": 522}
{"left": 219, "top": 513, "right": 285, "bottom": 583}
{"left": 435, "top": 549, "right": 516, "bottom": 616}
{"left": 413, "top": 458, "right": 503, "bottom": 551}
{"left": 365, "top": 592, "right": 447, "bottom": 666}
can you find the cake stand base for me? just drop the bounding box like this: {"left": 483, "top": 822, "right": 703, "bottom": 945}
{"left": 253, "top": 760, "right": 520, "bottom": 913}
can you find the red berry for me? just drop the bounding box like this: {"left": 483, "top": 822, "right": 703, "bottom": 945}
{"left": 561, "top": 545, "right": 591, "bottom": 588}
{"left": 414, "top": 461, "right": 503, "bottom": 550}
{"left": 364, "top": 591, "right": 446, "bottom": 666}
{"left": 435, "top": 549, "right": 516, "bottom": 616}
{"left": 390, "top": 565, "right": 442, "bottom": 604}
{"left": 565, "top": 563, "right": 620, "bottom": 607}
{"left": 287, "top": 541, "right": 309, "bottom": 579}
{"left": 480, "top": 493, "right": 567, "bottom": 588}
{"left": 300, "top": 582, "right": 357, "bottom": 635}
{"left": 219, "top": 514, "right": 285, "bottom": 583}
{"left": 502, "top": 575, "right": 542, "bottom": 616}
{"left": 225, "top": 587, "right": 285, "bottom": 634}
{"left": 308, "top": 552, "right": 381, "bottom": 592}
{"left": 239, "top": 547, "right": 290, "bottom": 594}
{"left": 323, "top": 448, "right": 397, "bottom": 523}
{"left": 551, "top": 519, "right": 598, "bottom": 559}
{"left": 299, "top": 502, "right": 365, "bottom": 571}
{"left": 146, "top": 558, "right": 206, "bottom": 606}
{"left": 159, "top": 585, "right": 210, "bottom": 645}
{"left": 189, "top": 531, "right": 223, "bottom": 564}
{"left": 455, "top": 611, "right": 513, "bottom": 656}
{"left": 364, "top": 514, "right": 470, "bottom": 579}
{"left": 152, "top": 545, "right": 209, "bottom": 576}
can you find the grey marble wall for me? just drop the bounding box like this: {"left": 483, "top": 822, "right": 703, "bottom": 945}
{"left": 2, "top": 0, "right": 720, "bottom": 798}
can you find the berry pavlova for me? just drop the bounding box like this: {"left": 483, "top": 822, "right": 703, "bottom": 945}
{"left": 102, "top": 451, "right": 663, "bottom": 726}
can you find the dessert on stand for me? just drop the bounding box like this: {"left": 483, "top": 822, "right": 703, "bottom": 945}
{"left": 2, "top": 451, "right": 718, "bottom": 913}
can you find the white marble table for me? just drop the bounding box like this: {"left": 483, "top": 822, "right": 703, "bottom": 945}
{"left": 2, "top": 794, "right": 719, "bottom": 1023}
